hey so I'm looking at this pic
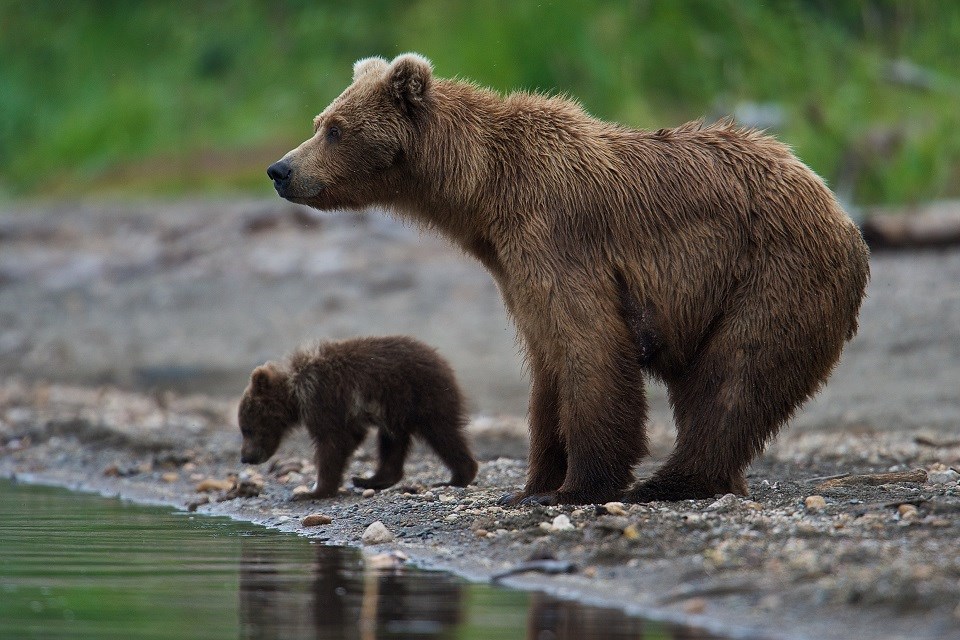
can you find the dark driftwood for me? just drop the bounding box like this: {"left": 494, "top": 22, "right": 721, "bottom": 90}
{"left": 814, "top": 469, "right": 928, "bottom": 491}
{"left": 862, "top": 202, "right": 960, "bottom": 249}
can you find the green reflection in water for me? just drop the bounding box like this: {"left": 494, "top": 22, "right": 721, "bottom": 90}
{"left": 0, "top": 479, "right": 715, "bottom": 639}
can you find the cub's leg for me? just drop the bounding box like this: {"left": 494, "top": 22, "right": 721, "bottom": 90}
{"left": 294, "top": 430, "right": 361, "bottom": 500}
{"left": 416, "top": 410, "right": 478, "bottom": 487}
{"left": 352, "top": 429, "right": 410, "bottom": 490}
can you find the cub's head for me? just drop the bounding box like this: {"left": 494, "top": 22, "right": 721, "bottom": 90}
{"left": 237, "top": 362, "right": 298, "bottom": 465}
{"left": 266, "top": 53, "right": 433, "bottom": 211}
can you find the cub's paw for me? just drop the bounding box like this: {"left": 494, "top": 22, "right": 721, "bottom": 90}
{"left": 290, "top": 488, "right": 337, "bottom": 501}
{"left": 351, "top": 475, "right": 391, "bottom": 490}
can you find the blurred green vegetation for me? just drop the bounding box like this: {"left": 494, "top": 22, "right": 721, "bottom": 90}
{"left": 1, "top": 0, "right": 958, "bottom": 205}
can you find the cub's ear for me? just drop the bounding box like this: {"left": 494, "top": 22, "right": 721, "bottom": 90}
{"left": 387, "top": 53, "right": 433, "bottom": 115}
{"left": 250, "top": 363, "right": 280, "bottom": 394}
{"left": 353, "top": 56, "right": 389, "bottom": 82}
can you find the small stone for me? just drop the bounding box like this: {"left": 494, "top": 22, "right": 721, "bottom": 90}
{"left": 445, "top": 514, "right": 459, "bottom": 522}
{"left": 301, "top": 513, "right": 332, "bottom": 527}
{"left": 897, "top": 504, "right": 919, "bottom": 520}
{"left": 927, "top": 469, "right": 960, "bottom": 485}
{"left": 551, "top": 514, "right": 574, "bottom": 531}
{"left": 706, "top": 493, "right": 739, "bottom": 513}
{"left": 362, "top": 488, "right": 376, "bottom": 498}
{"left": 601, "top": 502, "right": 627, "bottom": 516}
{"left": 623, "top": 524, "right": 640, "bottom": 540}
{"left": 182, "top": 462, "right": 197, "bottom": 473}
{"left": 276, "top": 515, "right": 292, "bottom": 524}
{"left": 422, "top": 491, "right": 436, "bottom": 501}
{"left": 683, "top": 598, "right": 707, "bottom": 615}
{"left": 366, "top": 550, "right": 408, "bottom": 570}
{"left": 438, "top": 494, "right": 456, "bottom": 503}
{"left": 743, "top": 501, "right": 763, "bottom": 511}
{"left": 103, "top": 463, "right": 121, "bottom": 477}
{"left": 571, "top": 509, "right": 585, "bottom": 518}
{"left": 583, "top": 566, "right": 597, "bottom": 578}
{"left": 475, "top": 528, "right": 489, "bottom": 538}
{"left": 195, "top": 478, "right": 234, "bottom": 493}
{"left": 292, "top": 484, "right": 312, "bottom": 497}
{"left": 161, "top": 472, "right": 178, "bottom": 483}
{"left": 361, "top": 521, "right": 395, "bottom": 545}
{"left": 804, "top": 495, "right": 827, "bottom": 512}
{"left": 186, "top": 495, "right": 210, "bottom": 512}
{"left": 282, "top": 471, "right": 304, "bottom": 485}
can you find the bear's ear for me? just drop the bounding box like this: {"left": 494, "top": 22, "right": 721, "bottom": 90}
{"left": 250, "top": 364, "right": 280, "bottom": 394}
{"left": 353, "top": 56, "right": 389, "bottom": 82}
{"left": 387, "top": 53, "right": 433, "bottom": 115}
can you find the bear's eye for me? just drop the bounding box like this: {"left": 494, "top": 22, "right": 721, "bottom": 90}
{"left": 326, "top": 125, "right": 342, "bottom": 143}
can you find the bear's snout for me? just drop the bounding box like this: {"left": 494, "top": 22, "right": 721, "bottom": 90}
{"left": 266, "top": 160, "right": 292, "bottom": 193}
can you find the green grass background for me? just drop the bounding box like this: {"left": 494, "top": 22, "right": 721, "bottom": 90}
{"left": 1, "top": 0, "right": 958, "bottom": 205}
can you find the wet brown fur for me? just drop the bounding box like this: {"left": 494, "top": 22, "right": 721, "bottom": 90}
{"left": 270, "top": 54, "right": 870, "bottom": 504}
{"left": 237, "top": 336, "right": 478, "bottom": 499}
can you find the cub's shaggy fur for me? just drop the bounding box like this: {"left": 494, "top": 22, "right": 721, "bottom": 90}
{"left": 238, "top": 336, "right": 477, "bottom": 499}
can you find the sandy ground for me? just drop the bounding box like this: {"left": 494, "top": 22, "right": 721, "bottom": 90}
{"left": 1, "top": 199, "right": 959, "bottom": 639}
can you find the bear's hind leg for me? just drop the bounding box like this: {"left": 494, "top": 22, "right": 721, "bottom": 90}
{"left": 626, "top": 303, "right": 843, "bottom": 502}
{"left": 352, "top": 429, "right": 410, "bottom": 490}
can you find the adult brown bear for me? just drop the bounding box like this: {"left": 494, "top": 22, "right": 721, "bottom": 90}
{"left": 267, "top": 53, "right": 869, "bottom": 505}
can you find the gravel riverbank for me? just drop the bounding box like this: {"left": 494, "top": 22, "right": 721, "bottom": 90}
{"left": 1, "top": 199, "right": 959, "bottom": 639}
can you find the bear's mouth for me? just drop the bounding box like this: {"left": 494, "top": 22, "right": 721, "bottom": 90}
{"left": 277, "top": 183, "right": 326, "bottom": 202}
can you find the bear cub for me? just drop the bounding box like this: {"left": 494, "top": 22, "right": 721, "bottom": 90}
{"left": 237, "top": 336, "right": 478, "bottom": 499}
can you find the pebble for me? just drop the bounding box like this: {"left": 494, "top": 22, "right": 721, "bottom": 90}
{"left": 804, "top": 495, "right": 827, "bottom": 512}
{"left": 161, "top": 472, "right": 178, "bottom": 483}
{"left": 897, "top": 504, "right": 919, "bottom": 520}
{"left": 362, "top": 488, "right": 376, "bottom": 498}
{"left": 601, "top": 502, "right": 627, "bottom": 516}
{"left": 366, "top": 550, "right": 408, "bottom": 570}
{"left": 623, "top": 524, "right": 640, "bottom": 540}
{"left": 551, "top": 514, "right": 574, "bottom": 531}
{"left": 927, "top": 469, "right": 959, "bottom": 485}
{"left": 195, "top": 478, "right": 233, "bottom": 493}
{"left": 706, "top": 493, "right": 739, "bottom": 513}
{"left": 361, "top": 521, "right": 395, "bottom": 545}
{"left": 683, "top": 598, "right": 707, "bottom": 615}
{"left": 301, "top": 513, "right": 332, "bottom": 527}
{"left": 422, "top": 491, "right": 436, "bottom": 501}
{"left": 475, "top": 528, "right": 489, "bottom": 538}
{"left": 102, "top": 464, "right": 120, "bottom": 477}
{"left": 291, "top": 484, "right": 312, "bottom": 497}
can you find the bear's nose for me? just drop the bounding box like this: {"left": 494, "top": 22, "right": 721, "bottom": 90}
{"left": 266, "top": 160, "right": 292, "bottom": 184}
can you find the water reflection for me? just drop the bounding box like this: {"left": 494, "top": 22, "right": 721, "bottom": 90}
{"left": 0, "top": 480, "right": 717, "bottom": 639}
{"left": 238, "top": 539, "right": 717, "bottom": 640}
{"left": 239, "top": 541, "right": 464, "bottom": 639}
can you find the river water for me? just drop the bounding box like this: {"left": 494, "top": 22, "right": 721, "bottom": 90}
{"left": 0, "top": 479, "right": 718, "bottom": 639}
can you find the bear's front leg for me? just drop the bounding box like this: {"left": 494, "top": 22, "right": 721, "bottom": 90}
{"left": 516, "top": 321, "right": 648, "bottom": 506}
{"left": 498, "top": 353, "right": 567, "bottom": 505}
{"left": 291, "top": 432, "right": 354, "bottom": 501}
